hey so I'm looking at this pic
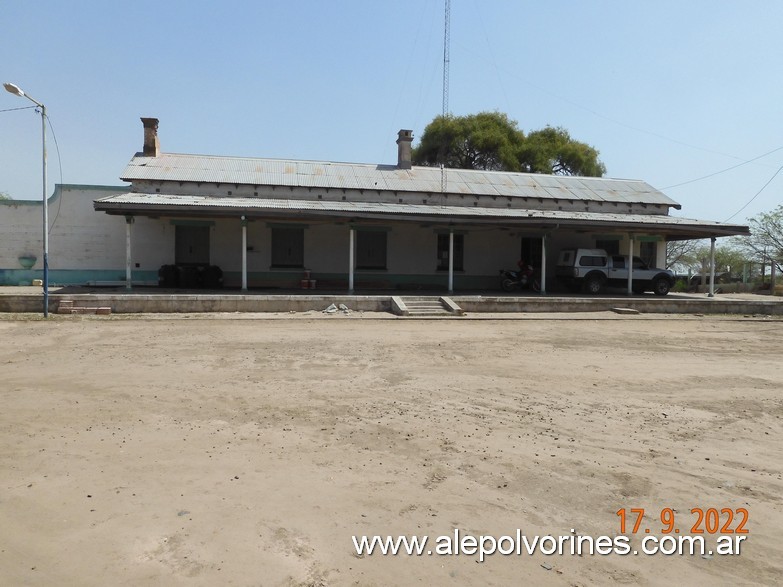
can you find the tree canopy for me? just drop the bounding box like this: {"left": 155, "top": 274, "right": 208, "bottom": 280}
{"left": 667, "top": 240, "right": 751, "bottom": 276}
{"left": 518, "top": 127, "right": 606, "bottom": 177}
{"left": 0, "top": 191, "right": 11, "bottom": 201}
{"left": 738, "top": 204, "right": 783, "bottom": 270}
{"left": 411, "top": 112, "right": 606, "bottom": 177}
{"left": 412, "top": 112, "right": 523, "bottom": 172}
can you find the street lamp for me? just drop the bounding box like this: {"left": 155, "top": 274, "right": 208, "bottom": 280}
{"left": 4, "top": 82, "right": 49, "bottom": 317}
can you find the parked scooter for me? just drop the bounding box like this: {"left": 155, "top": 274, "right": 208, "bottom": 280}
{"left": 500, "top": 260, "right": 541, "bottom": 292}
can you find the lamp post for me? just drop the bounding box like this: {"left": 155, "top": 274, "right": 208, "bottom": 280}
{"left": 4, "top": 82, "right": 48, "bottom": 317}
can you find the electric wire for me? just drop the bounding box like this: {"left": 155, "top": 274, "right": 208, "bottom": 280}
{"left": 0, "top": 105, "right": 37, "bottom": 113}
{"left": 723, "top": 164, "right": 783, "bottom": 222}
{"left": 453, "top": 41, "right": 774, "bottom": 166}
{"left": 663, "top": 145, "right": 783, "bottom": 190}
{"left": 45, "top": 111, "right": 65, "bottom": 233}
{"left": 471, "top": 0, "right": 511, "bottom": 114}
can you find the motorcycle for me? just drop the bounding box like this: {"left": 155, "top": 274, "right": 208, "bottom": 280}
{"left": 499, "top": 266, "right": 541, "bottom": 292}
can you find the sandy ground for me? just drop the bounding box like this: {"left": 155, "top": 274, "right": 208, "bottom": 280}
{"left": 1, "top": 313, "right": 781, "bottom": 586}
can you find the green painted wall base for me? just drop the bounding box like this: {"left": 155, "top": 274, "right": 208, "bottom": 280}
{"left": 0, "top": 269, "right": 158, "bottom": 286}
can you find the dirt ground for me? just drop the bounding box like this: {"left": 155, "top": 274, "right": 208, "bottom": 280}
{"left": 1, "top": 313, "right": 781, "bottom": 586}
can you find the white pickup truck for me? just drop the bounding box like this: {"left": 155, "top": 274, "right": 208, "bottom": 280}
{"left": 555, "top": 248, "right": 675, "bottom": 295}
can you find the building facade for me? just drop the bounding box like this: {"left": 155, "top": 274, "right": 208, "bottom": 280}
{"left": 2, "top": 119, "right": 749, "bottom": 291}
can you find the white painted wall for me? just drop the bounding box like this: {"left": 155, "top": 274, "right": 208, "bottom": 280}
{"left": 0, "top": 184, "right": 669, "bottom": 290}
{"left": 1, "top": 185, "right": 127, "bottom": 271}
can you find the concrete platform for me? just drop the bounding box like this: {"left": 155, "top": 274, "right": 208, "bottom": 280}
{"left": 1, "top": 286, "right": 781, "bottom": 315}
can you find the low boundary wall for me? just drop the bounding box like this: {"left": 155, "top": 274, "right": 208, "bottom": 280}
{"left": 0, "top": 292, "right": 781, "bottom": 315}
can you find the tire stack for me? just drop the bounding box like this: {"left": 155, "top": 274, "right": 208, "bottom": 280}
{"left": 157, "top": 264, "right": 223, "bottom": 289}
{"left": 158, "top": 264, "right": 178, "bottom": 287}
{"left": 203, "top": 265, "right": 223, "bottom": 289}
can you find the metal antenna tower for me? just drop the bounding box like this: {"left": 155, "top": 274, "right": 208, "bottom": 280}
{"left": 442, "top": 0, "right": 450, "bottom": 118}
{"left": 440, "top": 0, "right": 450, "bottom": 194}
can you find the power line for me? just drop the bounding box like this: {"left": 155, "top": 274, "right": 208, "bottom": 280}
{"left": 0, "top": 105, "right": 37, "bottom": 113}
{"left": 663, "top": 145, "right": 783, "bottom": 190}
{"left": 453, "top": 42, "right": 773, "bottom": 164}
{"left": 724, "top": 164, "right": 783, "bottom": 222}
{"left": 45, "top": 112, "right": 65, "bottom": 232}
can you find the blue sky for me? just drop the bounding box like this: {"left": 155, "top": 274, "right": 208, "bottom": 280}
{"left": 2, "top": 1, "right": 782, "bottom": 224}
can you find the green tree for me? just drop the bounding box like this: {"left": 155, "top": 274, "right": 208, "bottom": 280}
{"left": 412, "top": 112, "right": 523, "bottom": 171}
{"left": 739, "top": 205, "right": 783, "bottom": 272}
{"left": 518, "top": 126, "right": 606, "bottom": 176}
{"left": 668, "top": 239, "right": 754, "bottom": 279}
{"left": 0, "top": 191, "right": 11, "bottom": 201}
{"left": 666, "top": 239, "right": 700, "bottom": 271}
{"left": 412, "top": 112, "right": 606, "bottom": 177}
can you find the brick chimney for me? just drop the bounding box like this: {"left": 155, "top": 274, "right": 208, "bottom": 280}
{"left": 396, "top": 129, "right": 413, "bottom": 169}
{"left": 141, "top": 117, "right": 160, "bottom": 157}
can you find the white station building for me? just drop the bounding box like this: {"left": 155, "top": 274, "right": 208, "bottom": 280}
{"left": 1, "top": 118, "right": 749, "bottom": 291}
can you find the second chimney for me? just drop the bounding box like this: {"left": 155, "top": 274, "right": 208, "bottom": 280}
{"left": 396, "top": 129, "right": 413, "bottom": 169}
{"left": 141, "top": 117, "right": 160, "bottom": 157}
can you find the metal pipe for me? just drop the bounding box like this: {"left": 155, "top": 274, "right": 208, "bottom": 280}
{"left": 241, "top": 216, "right": 248, "bottom": 291}
{"left": 125, "top": 216, "right": 133, "bottom": 289}
{"left": 348, "top": 228, "right": 355, "bottom": 293}
{"left": 42, "top": 102, "right": 48, "bottom": 314}
{"left": 708, "top": 237, "right": 716, "bottom": 297}
{"left": 627, "top": 236, "right": 634, "bottom": 295}
{"left": 539, "top": 234, "right": 547, "bottom": 294}
{"left": 448, "top": 229, "right": 454, "bottom": 293}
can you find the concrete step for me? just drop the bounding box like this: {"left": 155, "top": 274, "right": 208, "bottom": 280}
{"left": 392, "top": 296, "right": 464, "bottom": 317}
{"left": 57, "top": 300, "right": 112, "bottom": 315}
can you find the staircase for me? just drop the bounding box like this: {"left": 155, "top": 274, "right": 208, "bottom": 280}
{"left": 391, "top": 296, "right": 464, "bottom": 317}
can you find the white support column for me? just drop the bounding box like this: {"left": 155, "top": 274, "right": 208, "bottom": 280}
{"left": 448, "top": 229, "right": 454, "bottom": 293}
{"left": 656, "top": 240, "right": 667, "bottom": 269}
{"left": 125, "top": 215, "right": 134, "bottom": 290}
{"left": 627, "top": 236, "right": 634, "bottom": 295}
{"left": 539, "top": 234, "right": 547, "bottom": 294}
{"left": 241, "top": 216, "right": 248, "bottom": 291}
{"left": 708, "top": 236, "right": 716, "bottom": 297}
{"left": 348, "top": 227, "right": 355, "bottom": 293}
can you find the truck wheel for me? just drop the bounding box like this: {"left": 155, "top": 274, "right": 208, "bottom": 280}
{"left": 653, "top": 277, "right": 670, "bottom": 296}
{"left": 583, "top": 275, "right": 603, "bottom": 295}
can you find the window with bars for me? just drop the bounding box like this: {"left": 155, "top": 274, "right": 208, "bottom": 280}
{"left": 437, "top": 234, "right": 464, "bottom": 271}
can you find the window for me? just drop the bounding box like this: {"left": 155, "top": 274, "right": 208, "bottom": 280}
{"left": 356, "top": 230, "right": 387, "bottom": 270}
{"left": 612, "top": 256, "right": 626, "bottom": 269}
{"left": 437, "top": 234, "right": 464, "bottom": 271}
{"left": 271, "top": 227, "right": 304, "bottom": 268}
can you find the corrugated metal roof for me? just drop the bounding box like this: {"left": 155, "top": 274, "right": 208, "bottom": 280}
{"left": 120, "top": 153, "right": 681, "bottom": 208}
{"left": 94, "top": 193, "right": 749, "bottom": 237}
